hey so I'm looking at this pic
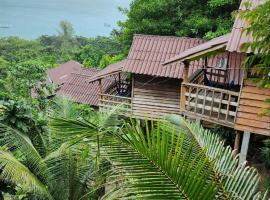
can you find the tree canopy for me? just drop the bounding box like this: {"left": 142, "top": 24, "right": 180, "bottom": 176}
{"left": 116, "top": 0, "right": 240, "bottom": 49}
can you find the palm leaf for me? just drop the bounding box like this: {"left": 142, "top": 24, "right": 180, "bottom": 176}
{"left": 0, "top": 123, "right": 49, "bottom": 185}
{"left": 44, "top": 142, "right": 95, "bottom": 200}
{"left": 0, "top": 149, "right": 53, "bottom": 199}
{"left": 101, "top": 119, "right": 218, "bottom": 199}
{"left": 167, "top": 115, "right": 268, "bottom": 199}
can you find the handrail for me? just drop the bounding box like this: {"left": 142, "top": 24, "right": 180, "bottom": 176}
{"left": 182, "top": 83, "right": 239, "bottom": 96}
{"left": 180, "top": 83, "right": 240, "bottom": 127}
{"left": 99, "top": 93, "right": 132, "bottom": 100}
{"left": 189, "top": 68, "right": 204, "bottom": 83}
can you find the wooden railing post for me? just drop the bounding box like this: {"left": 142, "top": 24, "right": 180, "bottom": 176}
{"left": 98, "top": 79, "right": 103, "bottom": 105}
{"left": 180, "top": 61, "right": 189, "bottom": 113}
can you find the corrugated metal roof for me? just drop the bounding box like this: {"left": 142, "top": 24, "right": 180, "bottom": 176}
{"left": 226, "top": 0, "right": 266, "bottom": 53}
{"left": 58, "top": 68, "right": 113, "bottom": 106}
{"left": 164, "top": 34, "right": 230, "bottom": 65}
{"left": 88, "top": 60, "right": 126, "bottom": 82}
{"left": 47, "top": 60, "right": 82, "bottom": 85}
{"left": 122, "top": 34, "right": 205, "bottom": 79}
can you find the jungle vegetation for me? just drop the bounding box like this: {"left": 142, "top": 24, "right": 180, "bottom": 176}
{"left": 0, "top": 0, "right": 270, "bottom": 199}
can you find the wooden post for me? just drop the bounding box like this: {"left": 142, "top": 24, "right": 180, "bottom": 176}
{"left": 180, "top": 61, "right": 189, "bottom": 113}
{"left": 118, "top": 72, "right": 121, "bottom": 93}
{"left": 239, "top": 132, "right": 251, "bottom": 165}
{"left": 203, "top": 58, "right": 208, "bottom": 85}
{"left": 98, "top": 79, "right": 103, "bottom": 104}
{"left": 233, "top": 131, "right": 241, "bottom": 157}
{"left": 130, "top": 74, "right": 135, "bottom": 116}
{"left": 98, "top": 79, "right": 103, "bottom": 95}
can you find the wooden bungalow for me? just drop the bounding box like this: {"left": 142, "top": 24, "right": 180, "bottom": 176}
{"left": 89, "top": 0, "right": 269, "bottom": 164}
{"left": 90, "top": 34, "right": 246, "bottom": 122}
{"left": 89, "top": 34, "right": 206, "bottom": 119}
{"left": 163, "top": 0, "right": 270, "bottom": 163}
{"left": 45, "top": 60, "right": 125, "bottom": 107}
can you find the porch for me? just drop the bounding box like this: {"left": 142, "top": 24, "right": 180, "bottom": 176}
{"left": 181, "top": 63, "right": 242, "bottom": 128}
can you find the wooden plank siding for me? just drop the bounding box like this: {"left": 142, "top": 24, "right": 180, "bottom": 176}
{"left": 235, "top": 81, "right": 270, "bottom": 136}
{"left": 132, "top": 75, "right": 181, "bottom": 120}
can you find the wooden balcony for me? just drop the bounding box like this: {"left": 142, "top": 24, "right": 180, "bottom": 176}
{"left": 181, "top": 83, "right": 240, "bottom": 127}
{"left": 99, "top": 94, "right": 132, "bottom": 116}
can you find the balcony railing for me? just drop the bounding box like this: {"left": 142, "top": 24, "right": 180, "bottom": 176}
{"left": 181, "top": 83, "right": 240, "bottom": 127}
{"left": 99, "top": 94, "right": 132, "bottom": 116}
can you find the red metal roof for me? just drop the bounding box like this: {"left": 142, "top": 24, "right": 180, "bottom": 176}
{"left": 88, "top": 60, "right": 126, "bottom": 82}
{"left": 164, "top": 34, "right": 230, "bottom": 65}
{"left": 58, "top": 68, "right": 113, "bottom": 106}
{"left": 47, "top": 60, "right": 82, "bottom": 85}
{"left": 226, "top": 0, "right": 266, "bottom": 53}
{"left": 122, "top": 34, "right": 205, "bottom": 79}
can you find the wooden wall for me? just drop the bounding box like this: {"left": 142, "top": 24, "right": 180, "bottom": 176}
{"left": 131, "top": 74, "right": 181, "bottom": 120}
{"left": 235, "top": 81, "right": 270, "bottom": 136}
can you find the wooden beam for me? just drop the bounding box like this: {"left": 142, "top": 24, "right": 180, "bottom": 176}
{"left": 239, "top": 132, "right": 251, "bottom": 165}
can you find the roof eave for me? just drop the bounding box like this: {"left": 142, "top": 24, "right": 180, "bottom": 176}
{"left": 88, "top": 70, "right": 123, "bottom": 83}
{"left": 163, "top": 43, "right": 227, "bottom": 66}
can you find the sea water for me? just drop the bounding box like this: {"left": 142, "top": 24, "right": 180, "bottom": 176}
{"left": 0, "top": 0, "right": 130, "bottom": 39}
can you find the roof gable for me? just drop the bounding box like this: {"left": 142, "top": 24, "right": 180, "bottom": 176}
{"left": 58, "top": 68, "right": 112, "bottom": 106}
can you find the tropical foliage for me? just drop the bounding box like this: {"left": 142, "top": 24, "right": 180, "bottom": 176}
{"left": 0, "top": 98, "right": 111, "bottom": 199}
{"left": 241, "top": 0, "right": 270, "bottom": 89}
{"left": 48, "top": 112, "right": 268, "bottom": 199}
{"left": 0, "top": 123, "right": 95, "bottom": 200}
{"left": 0, "top": 21, "right": 123, "bottom": 69}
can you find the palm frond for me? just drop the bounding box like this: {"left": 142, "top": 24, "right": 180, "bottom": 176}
{"left": 49, "top": 117, "right": 98, "bottom": 139}
{"left": 44, "top": 142, "right": 94, "bottom": 200}
{"left": 101, "top": 119, "right": 218, "bottom": 199}
{"left": 98, "top": 106, "right": 124, "bottom": 130}
{"left": 0, "top": 123, "right": 49, "bottom": 184}
{"left": 167, "top": 115, "right": 268, "bottom": 199}
{"left": 0, "top": 149, "right": 53, "bottom": 200}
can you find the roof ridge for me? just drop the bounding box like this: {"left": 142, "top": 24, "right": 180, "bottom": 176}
{"left": 133, "top": 34, "right": 204, "bottom": 41}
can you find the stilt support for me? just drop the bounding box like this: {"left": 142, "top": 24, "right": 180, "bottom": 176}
{"left": 239, "top": 132, "right": 251, "bottom": 165}
{"left": 233, "top": 131, "right": 241, "bottom": 157}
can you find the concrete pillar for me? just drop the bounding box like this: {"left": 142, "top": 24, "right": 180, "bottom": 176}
{"left": 239, "top": 132, "right": 251, "bottom": 165}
